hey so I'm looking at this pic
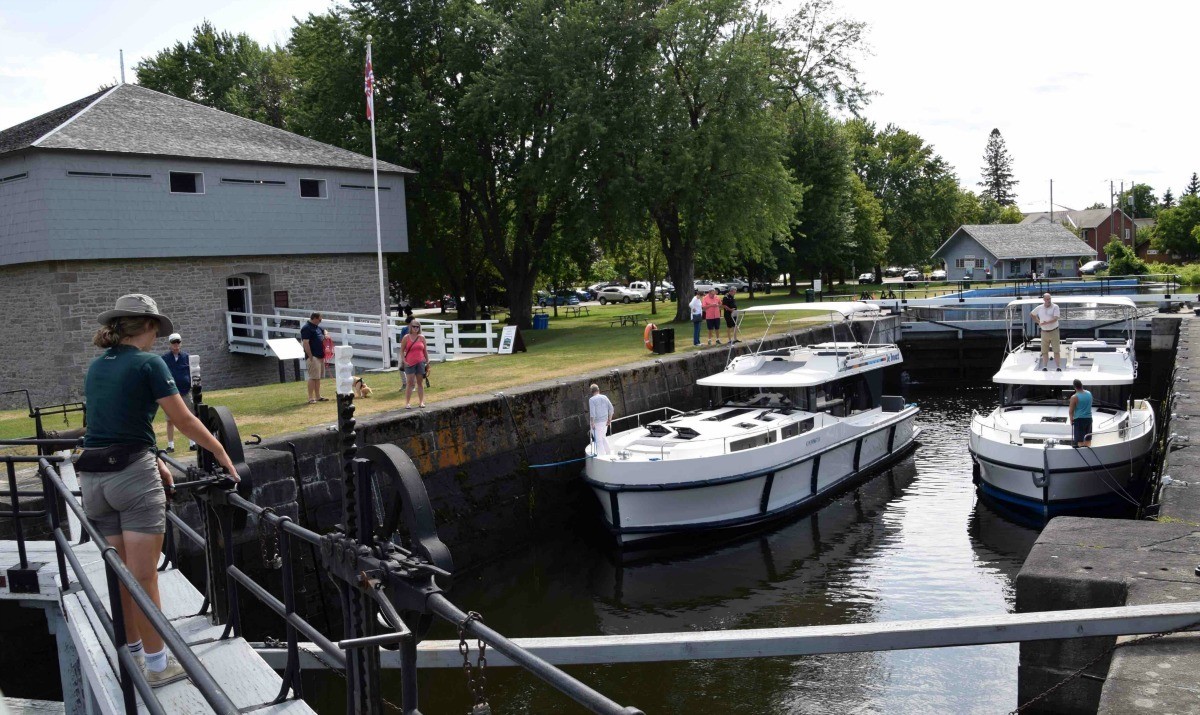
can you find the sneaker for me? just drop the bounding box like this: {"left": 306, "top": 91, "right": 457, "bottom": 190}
{"left": 145, "top": 656, "right": 188, "bottom": 688}
{"left": 188, "top": 442, "right": 197, "bottom": 451}
{"left": 166, "top": 442, "right": 175, "bottom": 452}
{"left": 132, "top": 652, "right": 144, "bottom": 669}
{"left": 1056, "top": 368, "right": 1062, "bottom": 372}
{"left": 1041, "top": 367, "right": 1047, "bottom": 371}
{"left": 716, "top": 340, "right": 722, "bottom": 345}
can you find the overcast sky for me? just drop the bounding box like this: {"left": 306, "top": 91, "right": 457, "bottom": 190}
{"left": 2, "top": 0, "right": 1195, "bottom": 212}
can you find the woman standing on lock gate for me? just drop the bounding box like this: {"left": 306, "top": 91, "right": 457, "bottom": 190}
{"left": 77, "top": 294, "right": 239, "bottom": 687}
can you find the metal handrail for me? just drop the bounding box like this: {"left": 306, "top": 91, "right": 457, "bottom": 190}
{"left": 972, "top": 407, "right": 1154, "bottom": 445}
{"left": 30, "top": 455, "right": 240, "bottom": 714}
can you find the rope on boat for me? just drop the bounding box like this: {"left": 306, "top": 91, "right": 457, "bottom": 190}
{"left": 528, "top": 455, "right": 594, "bottom": 469}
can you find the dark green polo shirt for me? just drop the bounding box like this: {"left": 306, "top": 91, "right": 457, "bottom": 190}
{"left": 83, "top": 345, "right": 179, "bottom": 448}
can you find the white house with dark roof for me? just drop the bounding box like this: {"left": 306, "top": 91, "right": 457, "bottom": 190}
{"left": 930, "top": 224, "right": 1097, "bottom": 281}
{"left": 0, "top": 83, "right": 411, "bottom": 405}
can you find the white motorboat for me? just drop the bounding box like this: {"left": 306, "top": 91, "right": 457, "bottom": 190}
{"left": 968, "top": 297, "right": 1156, "bottom": 517}
{"left": 584, "top": 302, "right": 920, "bottom": 546}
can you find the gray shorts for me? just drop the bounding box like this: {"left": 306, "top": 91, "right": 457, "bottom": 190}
{"left": 79, "top": 451, "right": 166, "bottom": 536}
{"left": 403, "top": 361, "right": 427, "bottom": 377}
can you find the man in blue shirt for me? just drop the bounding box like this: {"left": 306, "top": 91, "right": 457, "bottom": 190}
{"left": 162, "top": 333, "right": 194, "bottom": 452}
{"left": 1069, "top": 379, "right": 1093, "bottom": 448}
{"left": 299, "top": 313, "right": 328, "bottom": 404}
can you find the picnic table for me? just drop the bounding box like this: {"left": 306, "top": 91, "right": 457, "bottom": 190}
{"left": 564, "top": 305, "right": 591, "bottom": 318}
{"left": 609, "top": 313, "right": 645, "bottom": 327}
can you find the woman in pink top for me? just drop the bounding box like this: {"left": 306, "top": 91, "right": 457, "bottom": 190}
{"left": 400, "top": 322, "right": 430, "bottom": 408}
{"left": 702, "top": 289, "right": 723, "bottom": 345}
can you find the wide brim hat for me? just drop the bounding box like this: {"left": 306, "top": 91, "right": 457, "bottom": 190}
{"left": 97, "top": 294, "right": 174, "bottom": 337}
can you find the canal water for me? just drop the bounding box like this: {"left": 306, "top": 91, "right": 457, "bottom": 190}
{"left": 306, "top": 386, "right": 1048, "bottom": 713}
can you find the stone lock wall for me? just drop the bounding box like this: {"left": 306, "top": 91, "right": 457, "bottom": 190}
{"left": 0, "top": 254, "right": 383, "bottom": 409}
{"left": 237, "top": 317, "right": 900, "bottom": 568}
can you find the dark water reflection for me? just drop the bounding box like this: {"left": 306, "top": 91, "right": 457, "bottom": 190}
{"left": 308, "top": 387, "right": 1040, "bottom": 713}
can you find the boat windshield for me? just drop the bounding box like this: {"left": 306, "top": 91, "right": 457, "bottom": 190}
{"left": 1000, "top": 383, "right": 1131, "bottom": 409}
{"left": 715, "top": 372, "right": 884, "bottom": 417}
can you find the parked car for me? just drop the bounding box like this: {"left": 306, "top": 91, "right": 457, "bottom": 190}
{"left": 722, "top": 278, "right": 749, "bottom": 292}
{"left": 750, "top": 278, "right": 772, "bottom": 292}
{"left": 693, "top": 279, "right": 729, "bottom": 293}
{"left": 570, "top": 288, "right": 592, "bottom": 302}
{"left": 902, "top": 269, "right": 923, "bottom": 282}
{"left": 586, "top": 281, "right": 620, "bottom": 299}
{"left": 858, "top": 272, "right": 875, "bottom": 284}
{"left": 929, "top": 269, "right": 946, "bottom": 281}
{"left": 629, "top": 281, "right": 670, "bottom": 300}
{"left": 596, "top": 285, "right": 644, "bottom": 304}
{"left": 1080, "top": 260, "right": 1108, "bottom": 275}
{"left": 884, "top": 266, "right": 904, "bottom": 277}
{"left": 536, "top": 290, "right": 581, "bottom": 307}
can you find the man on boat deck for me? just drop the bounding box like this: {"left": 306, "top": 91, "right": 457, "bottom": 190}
{"left": 1069, "top": 379, "right": 1093, "bottom": 447}
{"left": 1031, "top": 293, "right": 1062, "bottom": 371}
{"left": 588, "top": 384, "right": 615, "bottom": 455}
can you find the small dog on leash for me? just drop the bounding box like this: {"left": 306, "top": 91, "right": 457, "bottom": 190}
{"left": 353, "top": 377, "right": 373, "bottom": 398}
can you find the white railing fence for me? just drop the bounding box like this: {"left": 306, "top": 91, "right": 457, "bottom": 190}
{"left": 226, "top": 309, "right": 499, "bottom": 368}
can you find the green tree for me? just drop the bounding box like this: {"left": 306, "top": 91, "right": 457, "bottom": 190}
{"left": 978, "top": 128, "right": 1018, "bottom": 206}
{"left": 1185, "top": 172, "right": 1200, "bottom": 197}
{"left": 785, "top": 101, "right": 850, "bottom": 289}
{"left": 1103, "top": 238, "right": 1148, "bottom": 275}
{"left": 135, "top": 20, "right": 293, "bottom": 128}
{"left": 1153, "top": 195, "right": 1200, "bottom": 259}
{"left": 1084, "top": 202, "right": 1108, "bottom": 210}
{"left": 1162, "top": 188, "right": 1176, "bottom": 210}
{"left": 1117, "top": 183, "right": 1157, "bottom": 218}
{"left": 849, "top": 120, "right": 963, "bottom": 267}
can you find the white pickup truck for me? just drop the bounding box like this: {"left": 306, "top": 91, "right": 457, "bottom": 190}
{"left": 628, "top": 281, "right": 669, "bottom": 300}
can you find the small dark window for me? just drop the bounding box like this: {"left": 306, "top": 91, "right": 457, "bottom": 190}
{"left": 300, "top": 178, "right": 327, "bottom": 198}
{"left": 781, "top": 418, "right": 814, "bottom": 439}
{"left": 0, "top": 172, "right": 28, "bottom": 185}
{"left": 273, "top": 291, "right": 290, "bottom": 309}
{"left": 170, "top": 172, "right": 203, "bottom": 194}
{"left": 67, "top": 171, "right": 150, "bottom": 179}
{"left": 340, "top": 183, "right": 391, "bottom": 191}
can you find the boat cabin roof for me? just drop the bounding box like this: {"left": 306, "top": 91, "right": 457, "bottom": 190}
{"left": 993, "top": 340, "right": 1134, "bottom": 386}
{"left": 1006, "top": 296, "right": 1137, "bottom": 309}
{"left": 697, "top": 343, "right": 902, "bottom": 388}
{"left": 740, "top": 301, "right": 877, "bottom": 318}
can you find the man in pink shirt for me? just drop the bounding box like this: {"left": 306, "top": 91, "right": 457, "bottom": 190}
{"left": 702, "top": 289, "right": 723, "bottom": 345}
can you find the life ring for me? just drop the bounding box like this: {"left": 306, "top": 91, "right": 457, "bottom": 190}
{"left": 644, "top": 323, "right": 657, "bottom": 350}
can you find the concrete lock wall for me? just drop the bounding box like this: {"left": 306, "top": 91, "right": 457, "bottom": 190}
{"left": 185, "top": 316, "right": 900, "bottom": 569}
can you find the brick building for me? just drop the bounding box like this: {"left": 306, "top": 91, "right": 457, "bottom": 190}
{"left": 0, "top": 83, "right": 411, "bottom": 407}
{"left": 1021, "top": 208, "right": 1138, "bottom": 253}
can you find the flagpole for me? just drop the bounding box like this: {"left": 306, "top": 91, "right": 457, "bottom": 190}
{"left": 366, "top": 35, "right": 390, "bottom": 368}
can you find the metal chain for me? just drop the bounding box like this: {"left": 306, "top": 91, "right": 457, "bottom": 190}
{"left": 1010, "top": 617, "right": 1200, "bottom": 713}
{"left": 258, "top": 507, "right": 282, "bottom": 570}
{"left": 458, "top": 611, "right": 492, "bottom": 714}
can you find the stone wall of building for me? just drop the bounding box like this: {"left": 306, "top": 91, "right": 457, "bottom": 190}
{"left": 0, "top": 253, "right": 383, "bottom": 408}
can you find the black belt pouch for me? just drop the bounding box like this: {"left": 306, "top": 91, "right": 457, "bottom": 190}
{"left": 74, "top": 444, "right": 149, "bottom": 473}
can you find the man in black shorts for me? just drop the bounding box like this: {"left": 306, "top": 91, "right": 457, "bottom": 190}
{"left": 722, "top": 287, "right": 740, "bottom": 344}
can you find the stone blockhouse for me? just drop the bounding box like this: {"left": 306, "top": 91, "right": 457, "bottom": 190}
{"left": 0, "top": 83, "right": 411, "bottom": 407}
{"left": 930, "top": 224, "right": 1097, "bottom": 281}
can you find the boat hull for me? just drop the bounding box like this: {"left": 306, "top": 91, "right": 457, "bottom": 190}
{"left": 586, "top": 408, "right": 919, "bottom": 546}
{"left": 968, "top": 414, "right": 1155, "bottom": 516}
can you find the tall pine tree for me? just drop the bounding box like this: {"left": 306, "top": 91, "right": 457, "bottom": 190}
{"left": 1185, "top": 172, "right": 1200, "bottom": 197}
{"left": 978, "top": 128, "right": 1018, "bottom": 206}
{"left": 1162, "top": 188, "right": 1176, "bottom": 210}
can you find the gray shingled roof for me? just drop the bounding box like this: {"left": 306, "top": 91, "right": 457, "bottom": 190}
{"left": 0, "top": 84, "right": 412, "bottom": 174}
{"left": 0, "top": 88, "right": 108, "bottom": 156}
{"left": 1021, "top": 208, "right": 1118, "bottom": 229}
{"left": 933, "top": 224, "right": 1097, "bottom": 260}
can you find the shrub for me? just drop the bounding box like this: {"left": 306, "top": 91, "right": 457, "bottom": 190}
{"left": 1103, "top": 239, "right": 1148, "bottom": 276}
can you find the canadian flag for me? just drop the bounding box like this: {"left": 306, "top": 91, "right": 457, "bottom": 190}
{"left": 364, "top": 46, "right": 375, "bottom": 121}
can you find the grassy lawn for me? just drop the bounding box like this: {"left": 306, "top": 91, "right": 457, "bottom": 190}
{"left": 0, "top": 293, "right": 843, "bottom": 446}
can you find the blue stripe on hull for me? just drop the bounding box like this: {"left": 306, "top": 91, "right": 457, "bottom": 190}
{"left": 977, "top": 480, "right": 1139, "bottom": 516}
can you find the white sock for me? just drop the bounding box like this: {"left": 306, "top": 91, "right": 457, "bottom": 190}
{"left": 167, "top": 441, "right": 175, "bottom": 449}
{"left": 145, "top": 647, "right": 168, "bottom": 673}
{"left": 128, "top": 640, "right": 143, "bottom": 656}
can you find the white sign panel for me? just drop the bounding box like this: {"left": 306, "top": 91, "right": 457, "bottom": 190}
{"left": 267, "top": 337, "right": 306, "bottom": 361}
{"left": 499, "top": 326, "right": 519, "bottom": 355}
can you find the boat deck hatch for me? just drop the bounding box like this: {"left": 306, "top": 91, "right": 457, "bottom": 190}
{"left": 735, "top": 422, "right": 758, "bottom": 429}
{"left": 705, "top": 408, "right": 757, "bottom": 422}
{"left": 1040, "top": 416, "right": 1067, "bottom": 423}
{"left": 645, "top": 424, "right": 672, "bottom": 437}
{"left": 673, "top": 427, "right": 700, "bottom": 440}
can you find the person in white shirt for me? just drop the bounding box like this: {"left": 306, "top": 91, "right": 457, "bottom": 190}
{"left": 688, "top": 290, "right": 704, "bottom": 347}
{"left": 1031, "top": 292, "right": 1062, "bottom": 371}
{"left": 588, "top": 384, "right": 615, "bottom": 454}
